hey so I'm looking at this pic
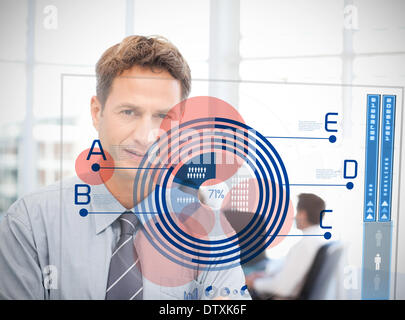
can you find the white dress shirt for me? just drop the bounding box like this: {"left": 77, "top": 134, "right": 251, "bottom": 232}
{"left": 253, "top": 225, "right": 326, "bottom": 298}
{"left": 0, "top": 176, "right": 250, "bottom": 300}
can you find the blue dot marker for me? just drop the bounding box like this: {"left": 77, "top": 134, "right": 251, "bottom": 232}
{"left": 329, "top": 135, "right": 337, "bottom": 143}
{"left": 346, "top": 182, "right": 354, "bottom": 190}
{"left": 324, "top": 232, "right": 331, "bottom": 240}
{"left": 79, "top": 208, "right": 88, "bottom": 217}
{"left": 91, "top": 163, "right": 100, "bottom": 172}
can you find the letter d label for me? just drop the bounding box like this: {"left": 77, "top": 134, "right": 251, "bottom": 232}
{"left": 344, "top": 160, "right": 357, "bottom": 179}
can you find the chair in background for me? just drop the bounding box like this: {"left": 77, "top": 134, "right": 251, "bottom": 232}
{"left": 251, "top": 242, "right": 344, "bottom": 300}
{"left": 296, "top": 242, "right": 344, "bottom": 300}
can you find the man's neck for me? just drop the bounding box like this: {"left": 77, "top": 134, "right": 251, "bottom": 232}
{"left": 301, "top": 224, "right": 319, "bottom": 233}
{"left": 104, "top": 174, "right": 135, "bottom": 209}
{"left": 103, "top": 173, "right": 155, "bottom": 210}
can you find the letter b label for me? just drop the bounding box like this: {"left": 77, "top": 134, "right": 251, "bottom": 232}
{"left": 75, "top": 184, "right": 91, "bottom": 205}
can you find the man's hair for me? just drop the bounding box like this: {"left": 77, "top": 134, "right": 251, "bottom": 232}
{"left": 96, "top": 35, "right": 191, "bottom": 107}
{"left": 297, "top": 193, "right": 326, "bottom": 225}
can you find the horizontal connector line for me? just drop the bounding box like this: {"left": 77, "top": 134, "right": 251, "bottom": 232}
{"left": 87, "top": 212, "right": 158, "bottom": 215}
{"left": 272, "top": 234, "right": 325, "bottom": 237}
{"left": 265, "top": 136, "right": 329, "bottom": 140}
{"left": 286, "top": 183, "right": 346, "bottom": 187}
{"left": 241, "top": 51, "right": 405, "bottom": 61}
{"left": 61, "top": 73, "right": 405, "bottom": 89}
{"left": 99, "top": 167, "right": 169, "bottom": 170}
{"left": 257, "top": 234, "right": 325, "bottom": 237}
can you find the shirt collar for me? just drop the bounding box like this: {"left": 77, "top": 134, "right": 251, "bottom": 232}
{"left": 90, "top": 182, "right": 130, "bottom": 235}
{"left": 90, "top": 180, "right": 195, "bottom": 235}
{"left": 90, "top": 182, "right": 160, "bottom": 235}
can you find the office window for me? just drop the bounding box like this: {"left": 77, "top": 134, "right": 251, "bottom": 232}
{"left": 131, "top": 0, "right": 210, "bottom": 96}
{"left": 240, "top": 0, "right": 343, "bottom": 58}
{"left": 353, "top": 0, "right": 405, "bottom": 53}
{"left": 0, "top": 0, "right": 27, "bottom": 61}
{"left": 35, "top": 0, "right": 126, "bottom": 65}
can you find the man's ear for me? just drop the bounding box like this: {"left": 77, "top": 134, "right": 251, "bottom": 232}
{"left": 91, "top": 96, "right": 102, "bottom": 131}
{"left": 301, "top": 210, "right": 311, "bottom": 226}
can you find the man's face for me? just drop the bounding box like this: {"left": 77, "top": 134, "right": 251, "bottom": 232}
{"left": 91, "top": 65, "right": 182, "bottom": 181}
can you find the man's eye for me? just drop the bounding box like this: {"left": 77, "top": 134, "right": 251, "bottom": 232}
{"left": 158, "top": 113, "right": 169, "bottom": 119}
{"left": 121, "top": 110, "right": 134, "bottom": 116}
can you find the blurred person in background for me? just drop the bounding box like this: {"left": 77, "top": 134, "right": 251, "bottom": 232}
{"left": 246, "top": 193, "right": 327, "bottom": 299}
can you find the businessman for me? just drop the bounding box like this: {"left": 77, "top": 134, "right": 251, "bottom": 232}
{"left": 0, "top": 35, "right": 249, "bottom": 300}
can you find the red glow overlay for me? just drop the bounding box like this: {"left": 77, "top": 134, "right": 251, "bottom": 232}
{"left": 75, "top": 148, "right": 115, "bottom": 185}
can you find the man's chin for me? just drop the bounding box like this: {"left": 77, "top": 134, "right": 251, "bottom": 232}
{"left": 115, "top": 157, "right": 144, "bottom": 168}
{"left": 114, "top": 161, "right": 158, "bottom": 179}
{"left": 109, "top": 161, "right": 140, "bottom": 179}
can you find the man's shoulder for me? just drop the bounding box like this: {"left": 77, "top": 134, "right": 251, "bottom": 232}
{"left": 6, "top": 176, "right": 81, "bottom": 224}
{"left": 292, "top": 227, "right": 327, "bottom": 255}
{"left": 13, "top": 176, "right": 80, "bottom": 204}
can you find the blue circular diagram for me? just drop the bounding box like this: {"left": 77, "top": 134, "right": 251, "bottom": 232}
{"left": 133, "top": 116, "right": 290, "bottom": 271}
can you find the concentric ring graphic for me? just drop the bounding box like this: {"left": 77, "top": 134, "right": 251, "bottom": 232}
{"left": 133, "top": 96, "right": 291, "bottom": 272}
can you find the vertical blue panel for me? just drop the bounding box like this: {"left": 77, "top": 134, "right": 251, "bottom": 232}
{"left": 378, "top": 95, "right": 396, "bottom": 222}
{"left": 361, "top": 222, "right": 392, "bottom": 300}
{"left": 363, "top": 95, "right": 381, "bottom": 222}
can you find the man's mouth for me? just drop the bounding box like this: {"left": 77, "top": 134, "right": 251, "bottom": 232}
{"left": 123, "top": 148, "right": 147, "bottom": 159}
